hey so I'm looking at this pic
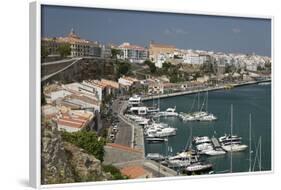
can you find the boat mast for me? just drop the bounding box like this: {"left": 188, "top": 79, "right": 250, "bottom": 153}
{"left": 252, "top": 136, "right": 261, "bottom": 172}
{"left": 230, "top": 104, "right": 233, "bottom": 173}
{"left": 158, "top": 95, "right": 160, "bottom": 122}
{"left": 206, "top": 91, "right": 208, "bottom": 113}
{"left": 259, "top": 137, "right": 262, "bottom": 171}
{"left": 198, "top": 92, "right": 200, "bottom": 111}
{"left": 158, "top": 94, "right": 160, "bottom": 111}
{"left": 249, "top": 113, "right": 252, "bottom": 172}
{"left": 189, "top": 126, "right": 193, "bottom": 150}
{"left": 166, "top": 137, "right": 169, "bottom": 158}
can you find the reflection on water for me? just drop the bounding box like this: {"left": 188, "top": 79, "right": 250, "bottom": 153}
{"left": 144, "top": 84, "right": 271, "bottom": 173}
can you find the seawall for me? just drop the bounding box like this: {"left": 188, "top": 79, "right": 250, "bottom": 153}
{"left": 142, "top": 79, "right": 271, "bottom": 101}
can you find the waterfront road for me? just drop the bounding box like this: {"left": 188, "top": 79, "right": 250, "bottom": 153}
{"left": 112, "top": 99, "right": 132, "bottom": 147}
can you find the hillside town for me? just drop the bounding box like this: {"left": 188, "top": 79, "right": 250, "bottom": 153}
{"left": 42, "top": 29, "right": 271, "bottom": 132}
{"left": 41, "top": 29, "right": 271, "bottom": 183}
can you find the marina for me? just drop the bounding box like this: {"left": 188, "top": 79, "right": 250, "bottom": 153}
{"left": 106, "top": 81, "right": 271, "bottom": 177}
{"left": 142, "top": 83, "right": 271, "bottom": 174}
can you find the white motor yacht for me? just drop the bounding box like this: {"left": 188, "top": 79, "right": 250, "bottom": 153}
{"left": 219, "top": 105, "right": 248, "bottom": 153}
{"left": 185, "top": 162, "right": 213, "bottom": 173}
{"left": 193, "top": 136, "right": 211, "bottom": 145}
{"left": 162, "top": 107, "right": 179, "bottom": 117}
{"left": 128, "top": 95, "right": 141, "bottom": 106}
{"left": 167, "top": 159, "right": 191, "bottom": 168}
{"left": 154, "top": 107, "right": 178, "bottom": 117}
{"left": 198, "top": 113, "right": 217, "bottom": 121}
{"left": 219, "top": 134, "right": 242, "bottom": 143}
{"left": 193, "top": 111, "right": 208, "bottom": 120}
{"left": 146, "top": 153, "right": 165, "bottom": 161}
{"left": 222, "top": 144, "right": 248, "bottom": 152}
{"left": 204, "top": 149, "right": 226, "bottom": 156}
{"left": 146, "top": 127, "right": 177, "bottom": 138}
{"left": 180, "top": 113, "right": 197, "bottom": 121}
{"left": 196, "top": 143, "right": 213, "bottom": 152}
{"left": 168, "top": 150, "right": 198, "bottom": 162}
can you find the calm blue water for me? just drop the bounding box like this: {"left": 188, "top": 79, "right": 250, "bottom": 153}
{"left": 144, "top": 84, "right": 271, "bottom": 174}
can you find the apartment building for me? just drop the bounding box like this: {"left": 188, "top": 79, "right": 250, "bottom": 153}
{"left": 148, "top": 41, "right": 176, "bottom": 61}
{"left": 118, "top": 42, "right": 148, "bottom": 63}
{"left": 42, "top": 28, "right": 101, "bottom": 57}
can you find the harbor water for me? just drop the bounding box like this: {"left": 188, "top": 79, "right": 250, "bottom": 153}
{"left": 144, "top": 84, "right": 272, "bottom": 174}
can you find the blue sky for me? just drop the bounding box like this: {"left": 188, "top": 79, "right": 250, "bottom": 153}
{"left": 41, "top": 5, "right": 271, "bottom": 56}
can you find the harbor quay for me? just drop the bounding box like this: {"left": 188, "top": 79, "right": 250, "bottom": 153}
{"left": 142, "top": 79, "right": 271, "bottom": 101}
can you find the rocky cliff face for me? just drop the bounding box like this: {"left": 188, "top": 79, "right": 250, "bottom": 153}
{"left": 64, "top": 142, "right": 111, "bottom": 182}
{"left": 41, "top": 126, "right": 111, "bottom": 184}
{"left": 41, "top": 127, "right": 75, "bottom": 184}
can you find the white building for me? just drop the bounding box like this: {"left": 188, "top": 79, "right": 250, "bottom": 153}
{"left": 118, "top": 76, "right": 139, "bottom": 88}
{"left": 155, "top": 54, "right": 167, "bottom": 68}
{"left": 45, "top": 89, "right": 72, "bottom": 103}
{"left": 64, "top": 81, "right": 105, "bottom": 102}
{"left": 119, "top": 42, "right": 148, "bottom": 63}
{"left": 183, "top": 53, "right": 204, "bottom": 64}
{"left": 128, "top": 95, "right": 142, "bottom": 106}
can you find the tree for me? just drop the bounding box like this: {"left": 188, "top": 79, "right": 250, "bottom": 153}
{"left": 117, "top": 61, "right": 131, "bottom": 76}
{"left": 162, "top": 61, "right": 172, "bottom": 72}
{"left": 201, "top": 61, "right": 214, "bottom": 73}
{"left": 111, "top": 48, "right": 121, "bottom": 59}
{"left": 173, "top": 55, "right": 181, "bottom": 59}
{"left": 62, "top": 131, "right": 106, "bottom": 162}
{"left": 102, "top": 165, "right": 128, "bottom": 180}
{"left": 264, "top": 61, "right": 271, "bottom": 71}
{"left": 265, "top": 61, "right": 271, "bottom": 68}
{"left": 144, "top": 60, "right": 156, "bottom": 73}
{"left": 257, "top": 65, "right": 263, "bottom": 71}
{"left": 225, "top": 63, "right": 233, "bottom": 73}
{"left": 57, "top": 44, "right": 71, "bottom": 58}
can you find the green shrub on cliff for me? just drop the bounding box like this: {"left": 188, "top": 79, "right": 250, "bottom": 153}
{"left": 62, "top": 131, "right": 106, "bottom": 162}
{"left": 102, "top": 165, "right": 128, "bottom": 180}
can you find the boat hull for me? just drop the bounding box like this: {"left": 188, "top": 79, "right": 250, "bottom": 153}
{"left": 222, "top": 144, "right": 248, "bottom": 152}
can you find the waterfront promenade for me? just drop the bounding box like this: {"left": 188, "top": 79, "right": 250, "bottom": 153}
{"left": 142, "top": 79, "right": 271, "bottom": 101}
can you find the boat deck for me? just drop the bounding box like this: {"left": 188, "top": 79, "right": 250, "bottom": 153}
{"left": 211, "top": 137, "right": 221, "bottom": 148}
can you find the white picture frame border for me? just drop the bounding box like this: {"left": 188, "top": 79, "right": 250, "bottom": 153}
{"left": 29, "top": 0, "right": 274, "bottom": 189}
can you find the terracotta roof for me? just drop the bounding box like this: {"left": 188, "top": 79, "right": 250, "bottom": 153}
{"left": 57, "top": 111, "right": 93, "bottom": 129}
{"left": 120, "top": 166, "right": 148, "bottom": 179}
{"left": 68, "top": 94, "right": 100, "bottom": 106}
{"left": 83, "top": 80, "right": 106, "bottom": 89}
{"left": 100, "top": 79, "right": 119, "bottom": 89}
{"left": 119, "top": 43, "right": 146, "bottom": 51}
{"left": 121, "top": 76, "right": 139, "bottom": 82}
{"left": 57, "top": 119, "right": 85, "bottom": 128}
